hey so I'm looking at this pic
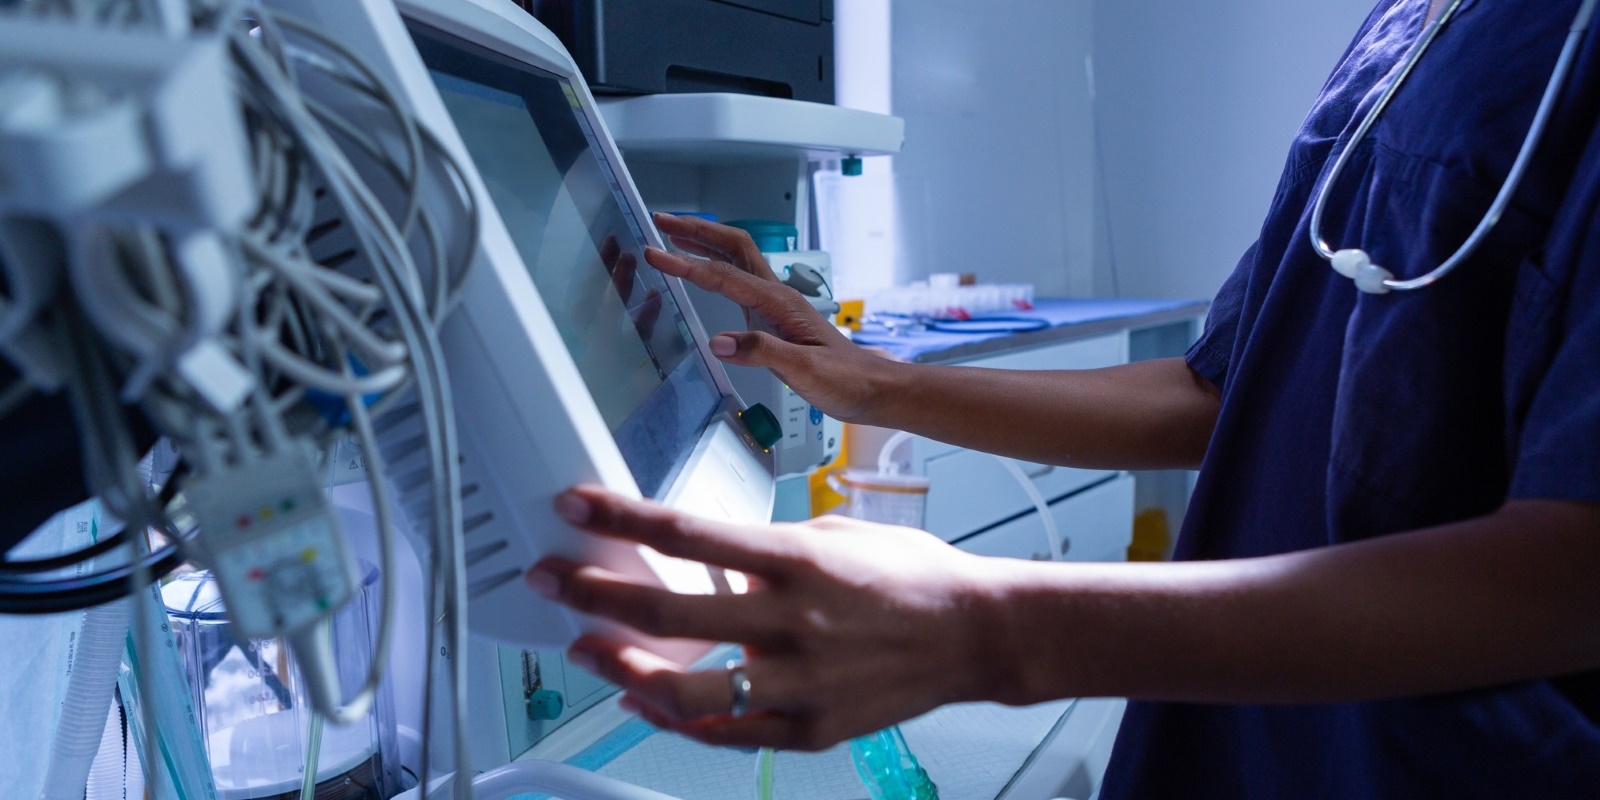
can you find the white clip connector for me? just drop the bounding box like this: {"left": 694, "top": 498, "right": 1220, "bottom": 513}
{"left": 0, "top": 69, "right": 150, "bottom": 216}
{"left": 0, "top": 23, "right": 255, "bottom": 227}
{"left": 1330, "top": 249, "right": 1395, "bottom": 294}
{"left": 1355, "top": 262, "right": 1395, "bottom": 295}
{"left": 176, "top": 339, "right": 255, "bottom": 414}
{"left": 1331, "top": 249, "right": 1369, "bottom": 279}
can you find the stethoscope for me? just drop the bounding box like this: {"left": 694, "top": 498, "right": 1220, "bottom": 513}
{"left": 1310, "top": 0, "right": 1600, "bottom": 294}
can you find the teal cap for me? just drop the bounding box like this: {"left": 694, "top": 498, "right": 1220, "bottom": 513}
{"left": 740, "top": 404, "right": 784, "bottom": 451}
{"left": 527, "top": 689, "right": 565, "bottom": 721}
{"left": 726, "top": 220, "right": 799, "bottom": 254}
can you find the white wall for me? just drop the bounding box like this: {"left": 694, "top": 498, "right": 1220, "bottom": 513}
{"left": 1092, "top": 0, "right": 1376, "bottom": 300}
{"left": 890, "top": 0, "right": 1098, "bottom": 296}
{"left": 826, "top": 0, "right": 899, "bottom": 301}
{"left": 876, "top": 0, "right": 1376, "bottom": 301}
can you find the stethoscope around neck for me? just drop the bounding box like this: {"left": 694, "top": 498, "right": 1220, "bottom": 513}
{"left": 1309, "top": 0, "right": 1600, "bottom": 295}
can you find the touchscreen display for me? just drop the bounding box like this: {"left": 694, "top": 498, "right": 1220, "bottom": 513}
{"left": 411, "top": 24, "right": 721, "bottom": 497}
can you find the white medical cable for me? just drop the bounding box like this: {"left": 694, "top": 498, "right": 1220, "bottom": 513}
{"left": 2, "top": 4, "right": 471, "bottom": 795}
{"left": 256, "top": 338, "right": 409, "bottom": 395}
{"left": 284, "top": 345, "right": 401, "bottom": 728}
{"left": 298, "top": 94, "right": 479, "bottom": 320}
{"left": 278, "top": 27, "right": 481, "bottom": 310}
{"left": 995, "top": 457, "right": 1063, "bottom": 562}
{"left": 243, "top": 38, "right": 474, "bottom": 800}
{"left": 232, "top": 15, "right": 471, "bottom": 799}
{"left": 876, "top": 430, "right": 915, "bottom": 475}
{"left": 1310, "top": 0, "right": 1600, "bottom": 294}
{"left": 236, "top": 0, "right": 447, "bottom": 676}
{"left": 414, "top": 762, "right": 683, "bottom": 800}
{"left": 243, "top": 236, "right": 411, "bottom": 364}
{"left": 296, "top": 90, "right": 481, "bottom": 320}
{"left": 272, "top": 13, "right": 427, "bottom": 238}
{"left": 277, "top": 251, "right": 388, "bottom": 307}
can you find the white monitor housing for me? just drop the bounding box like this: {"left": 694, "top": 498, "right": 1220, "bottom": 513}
{"left": 269, "top": 0, "right": 776, "bottom": 651}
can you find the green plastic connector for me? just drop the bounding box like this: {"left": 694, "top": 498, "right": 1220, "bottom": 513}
{"left": 842, "top": 156, "right": 865, "bottom": 177}
{"left": 740, "top": 404, "right": 784, "bottom": 451}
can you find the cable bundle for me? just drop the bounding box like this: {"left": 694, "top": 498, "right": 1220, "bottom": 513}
{"left": 0, "top": 1, "right": 481, "bottom": 796}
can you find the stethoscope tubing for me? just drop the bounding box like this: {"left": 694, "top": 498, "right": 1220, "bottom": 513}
{"left": 1309, "top": 0, "right": 1600, "bottom": 293}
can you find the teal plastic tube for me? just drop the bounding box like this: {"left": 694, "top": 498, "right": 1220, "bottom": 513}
{"left": 850, "top": 726, "right": 940, "bottom": 800}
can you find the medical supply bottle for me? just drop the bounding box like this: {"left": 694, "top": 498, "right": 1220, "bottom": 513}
{"left": 163, "top": 562, "right": 398, "bottom": 800}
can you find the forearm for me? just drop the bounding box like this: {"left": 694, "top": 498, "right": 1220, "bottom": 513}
{"left": 969, "top": 500, "right": 1600, "bottom": 706}
{"left": 859, "top": 356, "right": 1220, "bottom": 470}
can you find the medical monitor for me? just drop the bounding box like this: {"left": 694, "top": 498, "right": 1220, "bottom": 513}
{"left": 413, "top": 24, "right": 721, "bottom": 498}
{"left": 275, "top": 0, "right": 776, "bottom": 649}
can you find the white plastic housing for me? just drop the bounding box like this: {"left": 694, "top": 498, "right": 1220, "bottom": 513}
{"left": 264, "top": 0, "right": 776, "bottom": 650}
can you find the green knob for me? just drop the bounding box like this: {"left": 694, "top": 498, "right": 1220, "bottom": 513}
{"left": 740, "top": 404, "right": 784, "bottom": 451}
{"left": 527, "top": 689, "right": 565, "bottom": 721}
{"left": 842, "top": 156, "right": 864, "bottom": 177}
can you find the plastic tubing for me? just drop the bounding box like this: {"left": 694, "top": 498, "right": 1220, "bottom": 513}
{"left": 39, "top": 599, "right": 131, "bottom": 800}
{"left": 876, "top": 430, "right": 1061, "bottom": 559}
{"left": 84, "top": 705, "right": 126, "bottom": 800}
{"left": 409, "top": 762, "right": 685, "bottom": 800}
{"left": 877, "top": 430, "right": 916, "bottom": 475}
{"left": 994, "top": 457, "right": 1063, "bottom": 562}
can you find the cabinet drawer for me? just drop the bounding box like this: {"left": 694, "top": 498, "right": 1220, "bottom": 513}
{"left": 955, "top": 504, "right": 1055, "bottom": 562}
{"left": 1054, "top": 474, "right": 1135, "bottom": 563}
{"left": 925, "top": 451, "right": 1112, "bottom": 542}
{"left": 949, "top": 330, "right": 1128, "bottom": 371}
{"left": 954, "top": 474, "right": 1135, "bottom": 564}
{"left": 914, "top": 333, "right": 1129, "bottom": 542}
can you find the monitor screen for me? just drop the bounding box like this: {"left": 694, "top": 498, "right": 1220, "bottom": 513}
{"left": 409, "top": 22, "right": 722, "bottom": 497}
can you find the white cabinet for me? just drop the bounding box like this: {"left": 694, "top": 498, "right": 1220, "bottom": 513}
{"left": 955, "top": 475, "right": 1135, "bottom": 564}
{"left": 909, "top": 332, "right": 1131, "bottom": 544}
{"left": 924, "top": 451, "right": 1114, "bottom": 543}
{"left": 599, "top": 92, "right": 903, "bottom": 241}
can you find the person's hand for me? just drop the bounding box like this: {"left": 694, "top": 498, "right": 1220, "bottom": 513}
{"left": 646, "top": 213, "right": 894, "bottom": 423}
{"left": 525, "top": 485, "right": 1007, "bottom": 751}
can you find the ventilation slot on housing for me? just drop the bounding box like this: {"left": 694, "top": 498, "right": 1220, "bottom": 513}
{"left": 464, "top": 539, "right": 510, "bottom": 569}
{"left": 462, "top": 511, "right": 495, "bottom": 535}
{"left": 469, "top": 569, "right": 523, "bottom": 599}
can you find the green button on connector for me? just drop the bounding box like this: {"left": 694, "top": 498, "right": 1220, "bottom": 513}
{"left": 740, "top": 404, "right": 784, "bottom": 451}
{"left": 527, "top": 689, "right": 565, "bottom": 721}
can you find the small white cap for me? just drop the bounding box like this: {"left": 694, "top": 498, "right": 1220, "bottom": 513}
{"left": 1331, "top": 249, "right": 1370, "bottom": 279}
{"left": 1355, "top": 262, "right": 1395, "bottom": 295}
{"left": 177, "top": 339, "right": 255, "bottom": 413}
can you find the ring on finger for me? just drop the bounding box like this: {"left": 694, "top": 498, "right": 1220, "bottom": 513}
{"left": 726, "top": 659, "right": 753, "bottom": 719}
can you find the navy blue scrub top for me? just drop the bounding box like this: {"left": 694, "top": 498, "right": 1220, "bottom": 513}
{"left": 1101, "top": 0, "right": 1600, "bottom": 797}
